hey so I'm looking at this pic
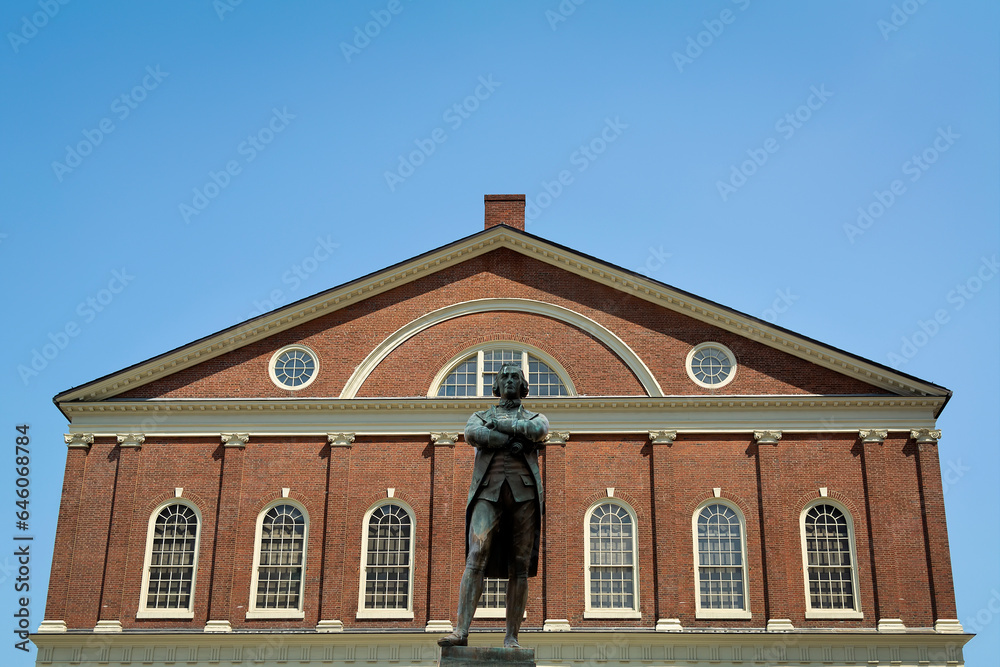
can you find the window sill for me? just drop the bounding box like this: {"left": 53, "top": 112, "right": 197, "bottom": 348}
{"left": 696, "top": 609, "right": 752, "bottom": 620}
{"left": 356, "top": 609, "right": 414, "bottom": 620}
{"left": 805, "top": 609, "right": 863, "bottom": 620}
{"left": 136, "top": 610, "right": 194, "bottom": 620}
{"left": 245, "top": 609, "right": 304, "bottom": 620}
{"left": 583, "top": 610, "right": 641, "bottom": 620}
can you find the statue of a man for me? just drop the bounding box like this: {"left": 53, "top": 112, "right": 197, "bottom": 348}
{"left": 438, "top": 364, "right": 548, "bottom": 648}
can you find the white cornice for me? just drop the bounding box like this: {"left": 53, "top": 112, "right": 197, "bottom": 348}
{"left": 59, "top": 396, "right": 945, "bottom": 437}
{"left": 54, "top": 227, "right": 948, "bottom": 404}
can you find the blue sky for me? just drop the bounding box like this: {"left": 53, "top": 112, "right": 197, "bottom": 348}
{"left": 1, "top": 1, "right": 997, "bottom": 663}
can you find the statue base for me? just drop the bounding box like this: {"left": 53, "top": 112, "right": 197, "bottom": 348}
{"left": 439, "top": 645, "right": 536, "bottom": 667}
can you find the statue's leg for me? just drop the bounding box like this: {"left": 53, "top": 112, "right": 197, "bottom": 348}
{"left": 438, "top": 499, "right": 500, "bottom": 647}
{"left": 504, "top": 496, "right": 539, "bottom": 648}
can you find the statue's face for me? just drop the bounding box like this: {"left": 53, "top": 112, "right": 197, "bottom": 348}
{"left": 497, "top": 366, "right": 522, "bottom": 399}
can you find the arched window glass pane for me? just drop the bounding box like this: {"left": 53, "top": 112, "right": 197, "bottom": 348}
{"left": 146, "top": 504, "right": 198, "bottom": 609}
{"left": 697, "top": 503, "right": 745, "bottom": 610}
{"left": 437, "top": 348, "right": 568, "bottom": 397}
{"left": 804, "top": 504, "right": 855, "bottom": 610}
{"left": 588, "top": 503, "right": 636, "bottom": 610}
{"left": 255, "top": 504, "right": 305, "bottom": 610}
{"left": 363, "top": 504, "right": 412, "bottom": 610}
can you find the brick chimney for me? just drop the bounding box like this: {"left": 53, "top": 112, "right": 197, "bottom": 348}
{"left": 484, "top": 194, "right": 525, "bottom": 231}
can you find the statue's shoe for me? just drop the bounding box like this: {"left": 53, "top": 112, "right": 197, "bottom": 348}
{"left": 503, "top": 636, "right": 520, "bottom": 648}
{"left": 437, "top": 633, "right": 468, "bottom": 647}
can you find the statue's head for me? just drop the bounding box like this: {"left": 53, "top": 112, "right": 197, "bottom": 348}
{"left": 492, "top": 364, "right": 529, "bottom": 399}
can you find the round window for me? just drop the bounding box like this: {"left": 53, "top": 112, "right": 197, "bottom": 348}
{"left": 269, "top": 345, "right": 318, "bottom": 390}
{"left": 686, "top": 343, "right": 736, "bottom": 388}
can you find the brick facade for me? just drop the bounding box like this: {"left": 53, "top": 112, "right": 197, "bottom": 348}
{"left": 37, "top": 196, "right": 968, "bottom": 665}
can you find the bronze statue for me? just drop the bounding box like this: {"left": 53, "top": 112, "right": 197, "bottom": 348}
{"left": 438, "top": 364, "right": 548, "bottom": 648}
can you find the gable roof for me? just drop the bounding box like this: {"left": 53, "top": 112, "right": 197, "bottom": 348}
{"left": 53, "top": 224, "right": 950, "bottom": 413}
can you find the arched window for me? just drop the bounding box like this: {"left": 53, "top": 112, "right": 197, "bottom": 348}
{"left": 357, "top": 502, "right": 415, "bottom": 619}
{"left": 138, "top": 501, "right": 200, "bottom": 619}
{"left": 247, "top": 502, "right": 308, "bottom": 619}
{"left": 693, "top": 501, "right": 751, "bottom": 619}
{"left": 800, "top": 502, "right": 863, "bottom": 619}
{"left": 432, "top": 344, "right": 572, "bottom": 397}
{"left": 584, "top": 500, "right": 640, "bottom": 619}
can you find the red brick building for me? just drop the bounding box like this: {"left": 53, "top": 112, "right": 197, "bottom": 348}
{"left": 35, "top": 195, "right": 970, "bottom": 665}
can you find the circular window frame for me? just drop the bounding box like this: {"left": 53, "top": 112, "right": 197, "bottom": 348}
{"left": 685, "top": 342, "right": 737, "bottom": 389}
{"left": 269, "top": 344, "right": 319, "bottom": 391}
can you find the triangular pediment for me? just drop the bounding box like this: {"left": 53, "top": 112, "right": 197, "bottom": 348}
{"left": 54, "top": 225, "right": 949, "bottom": 409}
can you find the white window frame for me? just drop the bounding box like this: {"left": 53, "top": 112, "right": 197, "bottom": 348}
{"left": 356, "top": 500, "right": 416, "bottom": 620}
{"left": 584, "top": 499, "right": 641, "bottom": 619}
{"left": 799, "top": 500, "right": 864, "bottom": 620}
{"left": 428, "top": 342, "right": 576, "bottom": 397}
{"left": 685, "top": 342, "right": 737, "bottom": 389}
{"left": 268, "top": 344, "right": 320, "bottom": 391}
{"left": 691, "top": 500, "right": 752, "bottom": 620}
{"left": 246, "top": 500, "right": 309, "bottom": 620}
{"left": 137, "top": 499, "right": 201, "bottom": 619}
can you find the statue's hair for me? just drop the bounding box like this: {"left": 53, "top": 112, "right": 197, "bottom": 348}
{"left": 492, "top": 364, "right": 529, "bottom": 398}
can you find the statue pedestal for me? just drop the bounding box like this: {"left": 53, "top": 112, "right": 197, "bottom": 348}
{"left": 439, "top": 646, "right": 536, "bottom": 667}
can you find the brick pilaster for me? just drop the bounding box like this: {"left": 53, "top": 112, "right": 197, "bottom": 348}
{"left": 650, "top": 430, "right": 682, "bottom": 630}
{"left": 97, "top": 435, "right": 144, "bottom": 625}
{"left": 427, "top": 432, "right": 458, "bottom": 629}
{"left": 205, "top": 435, "right": 247, "bottom": 630}
{"left": 542, "top": 432, "right": 569, "bottom": 630}
{"left": 859, "top": 429, "right": 903, "bottom": 629}
{"left": 317, "top": 434, "right": 353, "bottom": 631}
{"left": 911, "top": 429, "right": 959, "bottom": 625}
{"left": 754, "top": 430, "right": 794, "bottom": 629}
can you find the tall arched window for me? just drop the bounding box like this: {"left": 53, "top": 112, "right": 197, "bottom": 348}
{"left": 584, "top": 500, "right": 640, "bottom": 619}
{"left": 357, "top": 502, "right": 415, "bottom": 619}
{"left": 432, "top": 344, "right": 573, "bottom": 397}
{"left": 247, "top": 502, "right": 308, "bottom": 619}
{"left": 800, "top": 501, "right": 863, "bottom": 619}
{"left": 693, "top": 501, "right": 751, "bottom": 619}
{"left": 138, "top": 501, "right": 200, "bottom": 619}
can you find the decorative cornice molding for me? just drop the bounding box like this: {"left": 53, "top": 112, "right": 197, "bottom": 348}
{"left": 64, "top": 433, "right": 94, "bottom": 449}
{"left": 327, "top": 433, "right": 355, "bottom": 447}
{"left": 859, "top": 429, "right": 888, "bottom": 445}
{"left": 116, "top": 433, "right": 144, "bottom": 448}
{"left": 649, "top": 430, "right": 677, "bottom": 445}
{"left": 430, "top": 432, "right": 460, "bottom": 447}
{"left": 753, "top": 430, "right": 782, "bottom": 445}
{"left": 54, "top": 228, "right": 949, "bottom": 405}
{"left": 910, "top": 428, "right": 942, "bottom": 448}
{"left": 221, "top": 433, "right": 249, "bottom": 448}
{"left": 60, "top": 396, "right": 945, "bottom": 438}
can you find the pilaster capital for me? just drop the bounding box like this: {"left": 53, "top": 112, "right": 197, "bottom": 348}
{"left": 910, "top": 428, "right": 942, "bottom": 449}
{"left": 859, "top": 429, "right": 888, "bottom": 445}
{"left": 430, "top": 432, "right": 460, "bottom": 447}
{"left": 648, "top": 430, "right": 677, "bottom": 445}
{"left": 116, "top": 433, "right": 145, "bottom": 449}
{"left": 545, "top": 431, "right": 571, "bottom": 445}
{"left": 221, "top": 433, "right": 249, "bottom": 448}
{"left": 753, "top": 430, "right": 782, "bottom": 445}
{"left": 328, "top": 433, "right": 355, "bottom": 447}
{"left": 64, "top": 433, "right": 94, "bottom": 449}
